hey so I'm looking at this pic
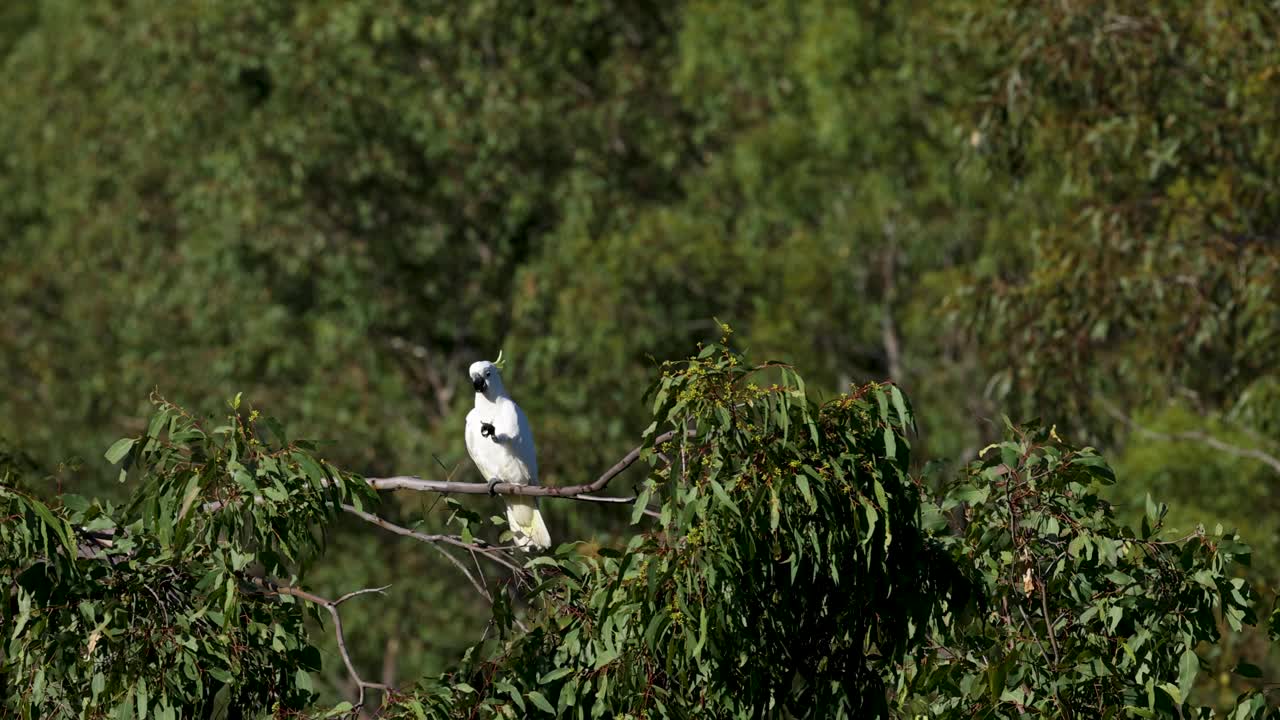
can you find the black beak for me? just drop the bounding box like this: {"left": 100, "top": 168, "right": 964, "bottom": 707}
{"left": 472, "top": 376, "right": 487, "bottom": 392}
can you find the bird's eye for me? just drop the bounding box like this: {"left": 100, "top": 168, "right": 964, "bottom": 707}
{"left": 485, "top": 370, "right": 491, "bottom": 377}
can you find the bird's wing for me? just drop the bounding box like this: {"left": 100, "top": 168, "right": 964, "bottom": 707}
{"left": 467, "top": 401, "right": 535, "bottom": 485}
{"left": 512, "top": 401, "right": 539, "bottom": 485}
{"left": 491, "top": 399, "right": 522, "bottom": 438}
{"left": 465, "top": 407, "right": 499, "bottom": 481}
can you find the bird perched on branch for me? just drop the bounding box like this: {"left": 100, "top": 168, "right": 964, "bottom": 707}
{"left": 465, "top": 357, "right": 551, "bottom": 550}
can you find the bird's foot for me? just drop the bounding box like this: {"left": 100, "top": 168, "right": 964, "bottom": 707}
{"left": 487, "top": 478, "right": 501, "bottom": 496}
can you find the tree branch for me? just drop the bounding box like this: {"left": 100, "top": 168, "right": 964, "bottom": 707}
{"left": 1099, "top": 398, "right": 1280, "bottom": 475}
{"left": 251, "top": 578, "right": 392, "bottom": 710}
{"left": 339, "top": 503, "right": 526, "bottom": 576}
{"left": 1037, "top": 580, "right": 1061, "bottom": 666}
{"left": 201, "top": 428, "right": 696, "bottom": 518}
{"left": 427, "top": 540, "right": 492, "bottom": 604}
{"left": 362, "top": 428, "right": 695, "bottom": 500}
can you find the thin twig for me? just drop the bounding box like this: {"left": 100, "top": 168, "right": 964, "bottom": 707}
{"left": 468, "top": 549, "right": 490, "bottom": 595}
{"left": 1015, "top": 604, "right": 1054, "bottom": 669}
{"left": 251, "top": 578, "right": 392, "bottom": 710}
{"left": 1038, "top": 580, "right": 1061, "bottom": 665}
{"left": 428, "top": 542, "right": 492, "bottom": 604}
{"left": 1018, "top": 603, "right": 1072, "bottom": 719}
{"left": 1037, "top": 581, "right": 1070, "bottom": 720}
{"left": 339, "top": 504, "right": 524, "bottom": 575}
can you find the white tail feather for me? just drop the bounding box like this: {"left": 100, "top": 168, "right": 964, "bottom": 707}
{"left": 505, "top": 497, "right": 551, "bottom": 550}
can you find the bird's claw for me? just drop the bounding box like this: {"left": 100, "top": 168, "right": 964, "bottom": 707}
{"left": 486, "top": 478, "right": 501, "bottom": 496}
{"left": 480, "top": 421, "right": 495, "bottom": 439}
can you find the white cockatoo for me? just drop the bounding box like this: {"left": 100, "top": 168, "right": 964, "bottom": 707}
{"left": 464, "top": 359, "right": 551, "bottom": 550}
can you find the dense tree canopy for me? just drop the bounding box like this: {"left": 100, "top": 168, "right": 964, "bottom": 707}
{"left": 5, "top": 345, "right": 1276, "bottom": 718}
{"left": 2, "top": 0, "right": 1280, "bottom": 716}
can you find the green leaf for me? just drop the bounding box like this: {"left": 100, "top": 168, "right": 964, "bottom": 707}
{"left": 708, "top": 480, "right": 740, "bottom": 516}
{"left": 62, "top": 493, "right": 90, "bottom": 514}
{"left": 1233, "top": 694, "right": 1266, "bottom": 720}
{"left": 146, "top": 409, "right": 170, "bottom": 439}
{"left": 987, "top": 654, "right": 1012, "bottom": 700}
{"left": 795, "top": 474, "right": 815, "bottom": 511}
{"left": 176, "top": 474, "right": 202, "bottom": 523}
{"left": 631, "top": 485, "right": 651, "bottom": 525}
{"left": 652, "top": 386, "right": 669, "bottom": 417}
{"left": 769, "top": 485, "right": 780, "bottom": 531}
{"left": 1104, "top": 570, "right": 1134, "bottom": 586}
{"left": 1178, "top": 648, "right": 1200, "bottom": 699}
{"left": 889, "top": 384, "right": 912, "bottom": 430}
{"left": 105, "top": 438, "right": 136, "bottom": 464}
{"left": 1069, "top": 453, "right": 1116, "bottom": 484}
{"left": 876, "top": 388, "right": 891, "bottom": 424}
{"left": 1144, "top": 492, "right": 1162, "bottom": 524}
{"left": 29, "top": 497, "right": 76, "bottom": 563}
{"left": 527, "top": 690, "right": 555, "bottom": 714}
{"left": 691, "top": 605, "right": 708, "bottom": 659}
{"left": 296, "top": 453, "right": 328, "bottom": 489}
{"left": 539, "top": 668, "right": 573, "bottom": 684}
{"left": 951, "top": 484, "right": 990, "bottom": 505}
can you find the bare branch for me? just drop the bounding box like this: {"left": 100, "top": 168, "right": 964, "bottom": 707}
{"left": 1037, "top": 580, "right": 1061, "bottom": 666}
{"left": 190, "top": 428, "right": 694, "bottom": 616}
{"left": 428, "top": 541, "right": 492, "bottom": 604}
{"left": 567, "top": 493, "right": 636, "bottom": 504}
{"left": 363, "top": 428, "right": 695, "bottom": 500}
{"left": 338, "top": 507, "right": 501, "bottom": 606}
{"left": 1015, "top": 600, "right": 1072, "bottom": 720}
{"left": 335, "top": 585, "right": 393, "bottom": 605}
{"left": 339, "top": 504, "right": 525, "bottom": 576}
{"left": 202, "top": 428, "right": 696, "bottom": 518}
{"left": 1099, "top": 398, "right": 1280, "bottom": 475}
{"left": 251, "top": 577, "right": 391, "bottom": 710}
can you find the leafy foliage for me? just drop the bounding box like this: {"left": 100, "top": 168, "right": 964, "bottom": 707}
{"left": 370, "top": 345, "right": 1277, "bottom": 719}
{"left": 3, "top": 0, "right": 1280, "bottom": 713}
{"left": 382, "top": 340, "right": 965, "bottom": 718}
{"left": 4, "top": 347, "right": 1278, "bottom": 718}
{"left": 907, "top": 424, "right": 1267, "bottom": 717}
{"left": 1, "top": 397, "right": 374, "bottom": 718}
{"left": 966, "top": 1, "right": 1280, "bottom": 431}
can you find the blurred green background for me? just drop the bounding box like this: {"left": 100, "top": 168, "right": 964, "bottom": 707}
{"left": 2, "top": 0, "right": 1278, "bottom": 708}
